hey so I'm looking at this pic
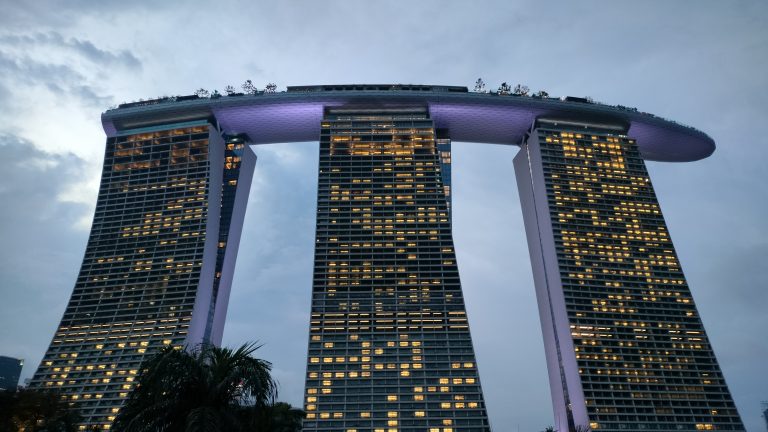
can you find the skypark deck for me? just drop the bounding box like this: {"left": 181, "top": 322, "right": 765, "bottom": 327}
{"left": 102, "top": 85, "right": 714, "bottom": 162}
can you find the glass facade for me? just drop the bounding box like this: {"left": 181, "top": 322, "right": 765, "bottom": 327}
{"left": 515, "top": 121, "right": 744, "bottom": 431}
{"left": 0, "top": 356, "right": 24, "bottom": 391}
{"left": 29, "top": 122, "right": 255, "bottom": 429}
{"left": 304, "top": 110, "right": 490, "bottom": 432}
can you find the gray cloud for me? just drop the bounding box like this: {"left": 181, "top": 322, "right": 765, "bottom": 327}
{"left": 0, "top": 31, "right": 142, "bottom": 109}
{"left": 0, "top": 32, "right": 140, "bottom": 70}
{"left": 0, "top": 49, "right": 84, "bottom": 84}
{"left": 0, "top": 134, "right": 91, "bottom": 383}
{"left": 223, "top": 143, "right": 319, "bottom": 403}
{"left": 0, "top": 1, "right": 166, "bottom": 31}
{"left": 0, "top": 49, "right": 110, "bottom": 108}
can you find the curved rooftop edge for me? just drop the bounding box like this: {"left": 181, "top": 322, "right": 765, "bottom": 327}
{"left": 101, "top": 86, "right": 715, "bottom": 162}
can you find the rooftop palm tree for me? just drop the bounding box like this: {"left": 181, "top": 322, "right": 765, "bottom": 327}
{"left": 112, "top": 342, "right": 301, "bottom": 432}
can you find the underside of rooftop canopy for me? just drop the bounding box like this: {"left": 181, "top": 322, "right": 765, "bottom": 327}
{"left": 101, "top": 84, "right": 715, "bottom": 162}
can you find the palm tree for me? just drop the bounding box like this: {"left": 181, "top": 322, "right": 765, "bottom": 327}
{"left": 248, "top": 402, "right": 305, "bottom": 432}
{"left": 112, "top": 342, "right": 302, "bottom": 432}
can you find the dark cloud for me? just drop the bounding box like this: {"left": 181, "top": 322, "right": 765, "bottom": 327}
{"left": 0, "top": 49, "right": 110, "bottom": 108}
{"left": 0, "top": 49, "right": 84, "bottom": 84}
{"left": 0, "top": 32, "right": 140, "bottom": 70}
{"left": 0, "top": 134, "right": 91, "bottom": 382}
{"left": 0, "top": 31, "right": 142, "bottom": 108}
{"left": 60, "top": 35, "right": 141, "bottom": 70}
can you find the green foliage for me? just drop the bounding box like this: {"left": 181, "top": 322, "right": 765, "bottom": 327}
{"left": 0, "top": 388, "right": 82, "bottom": 432}
{"left": 247, "top": 402, "right": 305, "bottom": 432}
{"left": 111, "top": 342, "right": 303, "bottom": 432}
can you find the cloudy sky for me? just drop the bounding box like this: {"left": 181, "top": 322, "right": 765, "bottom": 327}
{"left": 0, "top": 1, "right": 766, "bottom": 430}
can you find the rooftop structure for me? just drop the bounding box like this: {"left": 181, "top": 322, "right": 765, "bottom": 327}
{"left": 103, "top": 85, "right": 714, "bottom": 162}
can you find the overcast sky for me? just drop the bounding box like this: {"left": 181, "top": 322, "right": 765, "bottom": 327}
{"left": 0, "top": 1, "right": 766, "bottom": 430}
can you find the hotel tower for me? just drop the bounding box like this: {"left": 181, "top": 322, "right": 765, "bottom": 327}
{"left": 304, "top": 109, "right": 488, "bottom": 431}
{"left": 29, "top": 84, "right": 743, "bottom": 432}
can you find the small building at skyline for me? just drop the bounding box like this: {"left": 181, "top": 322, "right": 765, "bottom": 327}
{"left": 0, "top": 355, "right": 24, "bottom": 391}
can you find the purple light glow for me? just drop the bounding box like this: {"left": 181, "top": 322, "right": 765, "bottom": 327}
{"left": 102, "top": 91, "right": 715, "bottom": 162}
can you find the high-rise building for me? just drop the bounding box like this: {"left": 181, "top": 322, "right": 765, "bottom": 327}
{"left": 0, "top": 356, "right": 23, "bottom": 391}
{"left": 29, "top": 85, "right": 744, "bottom": 431}
{"left": 304, "top": 109, "right": 489, "bottom": 431}
{"left": 29, "top": 122, "right": 255, "bottom": 428}
{"left": 515, "top": 120, "right": 744, "bottom": 431}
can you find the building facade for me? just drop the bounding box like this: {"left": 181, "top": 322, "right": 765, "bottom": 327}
{"left": 29, "top": 85, "right": 744, "bottom": 431}
{"left": 0, "top": 356, "right": 24, "bottom": 391}
{"left": 29, "top": 122, "right": 255, "bottom": 428}
{"left": 514, "top": 120, "right": 744, "bottom": 431}
{"left": 304, "top": 109, "right": 489, "bottom": 431}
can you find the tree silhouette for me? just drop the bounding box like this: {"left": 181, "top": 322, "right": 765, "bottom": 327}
{"left": 112, "top": 343, "right": 303, "bottom": 432}
{"left": 513, "top": 84, "right": 530, "bottom": 96}
{"left": 0, "top": 388, "right": 82, "bottom": 432}
{"left": 473, "top": 78, "right": 486, "bottom": 93}
{"left": 242, "top": 80, "right": 258, "bottom": 95}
